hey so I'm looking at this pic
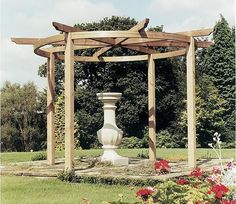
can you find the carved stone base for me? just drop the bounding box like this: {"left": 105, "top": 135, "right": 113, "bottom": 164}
{"left": 101, "top": 148, "right": 129, "bottom": 166}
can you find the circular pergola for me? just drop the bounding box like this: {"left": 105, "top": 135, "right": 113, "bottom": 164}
{"left": 12, "top": 18, "right": 213, "bottom": 170}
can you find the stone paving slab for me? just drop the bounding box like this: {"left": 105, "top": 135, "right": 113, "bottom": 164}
{"left": 1, "top": 158, "right": 231, "bottom": 181}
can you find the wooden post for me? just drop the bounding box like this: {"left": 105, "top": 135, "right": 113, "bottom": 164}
{"left": 47, "top": 53, "right": 55, "bottom": 165}
{"left": 148, "top": 54, "right": 156, "bottom": 161}
{"left": 64, "top": 33, "right": 74, "bottom": 171}
{"left": 186, "top": 37, "right": 196, "bottom": 169}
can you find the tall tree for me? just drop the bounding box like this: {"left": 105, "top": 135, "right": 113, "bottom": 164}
{"left": 201, "top": 15, "right": 235, "bottom": 137}
{"left": 1, "top": 82, "right": 46, "bottom": 151}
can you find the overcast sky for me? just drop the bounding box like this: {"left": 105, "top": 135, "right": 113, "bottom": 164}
{"left": 1, "top": 0, "right": 235, "bottom": 90}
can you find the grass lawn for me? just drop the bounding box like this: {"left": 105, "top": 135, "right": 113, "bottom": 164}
{"left": 1, "top": 175, "right": 139, "bottom": 204}
{"left": 1, "top": 148, "right": 235, "bottom": 164}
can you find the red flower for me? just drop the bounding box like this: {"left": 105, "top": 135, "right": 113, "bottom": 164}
{"left": 136, "top": 187, "right": 155, "bottom": 201}
{"left": 208, "top": 184, "right": 229, "bottom": 199}
{"left": 154, "top": 160, "right": 170, "bottom": 173}
{"left": 221, "top": 200, "right": 236, "bottom": 204}
{"left": 190, "top": 167, "right": 203, "bottom": 178}
{"left": 176, "top": 178, "right": 189, "bottom": 185}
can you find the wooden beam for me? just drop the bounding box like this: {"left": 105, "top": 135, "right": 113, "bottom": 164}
{"left": 196, "top": 41, "right": 213, "bottom": 48}
{"left": 126, "top": 40, "right": 188, "bottom": 48}
{"left": 42, "top": 45, "right": 105, "bottom": 53}
{"left": 123, "top": 45, "right": 159, "bottom": 54}
{"left": 71, "top": 31, "right": 190, "bottom": 42}
{"left": 56, "top": 54, "right": 149, "bottom": 62}
{"left": 64, "top": 33, "right": 75, "bottom": 171}
{"left": 186, "top": 37, "right": 196, "bottom": 169}
{"left": 178, "top": 28, "right": 213, "bottom": 37}
{"left": 11, "top": 38, "right": 41, "bottom": 45}
{"left": 53, "top": 22, "right": 115, "bottom": 45}
{"left": 148, "top": 54, "right": 156, "bottom": 161}
{"left": 152, "top": 48, "right": 187, "bottom": 59}
{"left": 47, "top": 53, "right": 55, "bottom": 165}
{"left": 93, "top": 18, "right": 149, "bottom": 57}
{"left": 56, "top": 49, "right": 186, "bottom": 62}
{"left": 34, "top": 34, "right": 65, "bottom": 57}
{"left": 53, "top": 22, "right": 81, "bottom": 32}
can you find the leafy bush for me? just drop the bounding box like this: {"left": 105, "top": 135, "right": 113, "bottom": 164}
{"left": 57, "top": 173, "right": 160, "bottom": 187}
{"left": 120, "top": 136, "right": 143, "bottom": 149}
{"left": 137, "top": 150, "right": 149, "bottom": 159}
{"left": 156, "top": 130, "right": 186, "bottom": 148}
{"left": 57, "top": 170, "right": 79, "bottom": 183}
{"left": 31, "top": 152, "right": 47, "bottom": 161}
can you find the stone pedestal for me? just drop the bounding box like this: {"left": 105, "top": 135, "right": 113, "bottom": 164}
{"left": 97, "top": 92, "right": 129, "bottom": 166}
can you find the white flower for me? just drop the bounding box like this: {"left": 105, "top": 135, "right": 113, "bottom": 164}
{"left": 208, "top": 143, "right": 213, "bottom": 148}
{"left": 213, "top": 137, "right": 217, "bottom": 141}
{"left": 214, "top": 132, "right": 218, "bottom": 137}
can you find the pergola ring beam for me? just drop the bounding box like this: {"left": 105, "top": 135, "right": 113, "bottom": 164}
{"left": 11, "top": 18, "right": 213, "bottom": 171}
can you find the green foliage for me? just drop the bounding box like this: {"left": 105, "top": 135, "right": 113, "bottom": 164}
{"left": 57, "top": 173, "right": 160, "bottom": 187}
{"left": 156, "top": 130, "right": 186, "bottom": 148}
{"left": 137, "top": 150, "right": 149, "bottom": 159}
{"left": 55, "top": 92, "right": 80, "bottom": 150}
{"left": 31, "top": 152, "right": 47, "bottom": 161}
{"left": 55, "top": 94, "right": 65, "bottom": 150}
{"left": 178, "top": 75, "right": 228, "bottom": 147}
{"left": 200, "top": 15, "right": 235, "bottom": 136}
{"left": 1, "top": 82, "right": 46, "bottom": 151}
{"left": 57, "top": 170, "right": 80, "bottom": 183}
{"left": 120, "top": 137, "right": 143, "bottom": 149}
{"left": 152, "top": 180, "right": 212, "bottom": 203}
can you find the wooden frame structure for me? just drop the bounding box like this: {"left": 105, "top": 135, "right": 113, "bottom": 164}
{"left": 12, "top": 18, "right": 213, "bottom": 171}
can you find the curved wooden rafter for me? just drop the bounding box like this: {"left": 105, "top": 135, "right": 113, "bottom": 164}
{"left": 11, "top": 20, "right": 213, "bottom": 62}
{"left": 93, "top": 18, "right": 149, "bottom": 57}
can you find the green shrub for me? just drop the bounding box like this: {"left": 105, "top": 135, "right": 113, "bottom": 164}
{"left": 57, "top": 170, "right": 79, "bottom": 183}
{"left": 137, "top": 150, "right": 149, "bottom": 159}
{"left": 120, "top": 136, "right": 143, "bottom": 149}
{"left": 31, "top": 152, "right": 47, "bottom": 161}
{"left": 221, "top": 141, "right": 236, "bottom": 148}
{"left": 57, "top": 173, "right": 160, "bottom": 187}
{"left": 156, "top": 130, "right": 186, "bottom": 148}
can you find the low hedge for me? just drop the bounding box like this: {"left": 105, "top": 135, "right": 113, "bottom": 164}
{"left": 57, "top": 170, "right": 161, "bottom": 186}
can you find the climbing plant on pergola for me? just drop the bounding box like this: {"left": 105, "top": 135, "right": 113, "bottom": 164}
{"left": 12, "top": 18, "right": 213, "bottom": 171}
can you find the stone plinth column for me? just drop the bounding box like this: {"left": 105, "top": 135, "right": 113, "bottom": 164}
{"left": 97, "top": 92, "right": 129, "bottom": 166}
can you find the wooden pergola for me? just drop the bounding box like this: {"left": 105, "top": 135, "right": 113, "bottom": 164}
{"left": 12, "top": 18, "right": 213, "bottom": 171}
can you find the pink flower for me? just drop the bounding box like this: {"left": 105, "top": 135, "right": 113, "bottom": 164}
{"left": 190, "top": 167, "right": 203, "bottom": 178}
{"left": 154, "top": 160, "right": 170, "bottom": 173}
{"left": 136, "top": 187, "right": 155, "bottom": 201}
{"left": 227, "top": 161, "right": 235, "bottom": 170}
{"left": 221, "top": 200, "right": 236, "bottom": 204}
{"left": 212, "top": 166, "right": 222, "bottom": 174}
{"left": 208, "top": 184, "right": 229, "bottom": 199}
{"left": 176, "top": 178, "right": 189, "bottom": 185}
{"left": 206, "top": 174, "right": 222, "bottom": 185}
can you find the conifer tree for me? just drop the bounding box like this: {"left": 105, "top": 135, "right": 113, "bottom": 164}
{"left": 201, "top": 15, "right": 235, "bottom": 135}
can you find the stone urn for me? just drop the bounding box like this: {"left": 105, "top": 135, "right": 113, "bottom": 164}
{"left": 97, "top": 92, "right": 129, "bottom": 165}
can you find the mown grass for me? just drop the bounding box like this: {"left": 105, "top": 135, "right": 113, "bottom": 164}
{"left": 1, "top": 148, "right": 235, "bottom": 164}
{"left": 1, "top": 175, "right": 139, "bottom": 204}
